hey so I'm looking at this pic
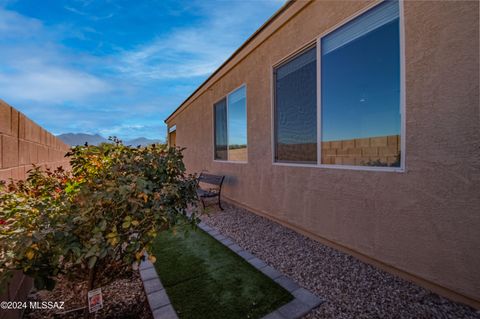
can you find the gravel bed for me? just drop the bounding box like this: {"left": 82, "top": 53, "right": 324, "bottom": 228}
{"left": 202, "top": 202, "right": 479, "bottom": 319}
{"left": 24, "top": 271, "right": 152, "bottom": 319}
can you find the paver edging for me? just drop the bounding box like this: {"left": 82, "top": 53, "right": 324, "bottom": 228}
{"left": 197, "top": 221, "right": 325, "bottom": 319}
{"left": 139, "top": 258, "right": 179, "bottom": 319}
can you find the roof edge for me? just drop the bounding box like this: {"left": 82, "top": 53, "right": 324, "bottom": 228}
{"left": 164, "top": 0, "right": 297, "bottom": 124}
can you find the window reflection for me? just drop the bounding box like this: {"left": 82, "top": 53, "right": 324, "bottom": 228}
{"left": 213, "top": 86, "right": 247, "bottom": 162}
{"left": 274, "top": 46, "right": 317, "bottom": 163}
{"left": 227, "top": 86, "right": 247, "bottom": 161}
{"left": 214, "top": 98, "right": 227, "bottom": 160}
{"left": 321, "top": 0, "right": 401, "bottom": 167}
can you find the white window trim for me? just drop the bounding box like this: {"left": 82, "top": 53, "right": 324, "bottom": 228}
{"left": 213, "top": 83, "right": 248, "bottom": 164}
{"left": 271, "top": 0, "right": 406, "bottom": 173}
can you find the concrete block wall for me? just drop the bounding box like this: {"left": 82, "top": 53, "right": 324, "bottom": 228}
{"left": 321, "top": 135, "right": 401, "bottom": 166}
{"left": 0, "top": 99, "right": 70, "bottom": 319}
{"left": 0, "top": 99, "right": 70, "bottom": 182}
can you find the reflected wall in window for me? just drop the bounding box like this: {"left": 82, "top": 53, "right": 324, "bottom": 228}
{"left": 274, "top": 46, "right": 317, "bottom": 163}
{"left": 321, "top": 0, "right": 401, "bottom": 167}
{"left": 213, "top": 86, "right": 247, "bottom": 161}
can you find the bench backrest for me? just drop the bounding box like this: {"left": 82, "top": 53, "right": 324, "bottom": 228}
{"left": 198, "top": 173, "right": 224, "bottom": 186}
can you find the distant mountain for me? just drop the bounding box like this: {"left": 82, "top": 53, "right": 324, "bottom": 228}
{"left": 124, "top": 137, "right": 163, "bottom": 147}
{"left": 57, "top": 133, "right": 107, "bottom": 146}
{"left": 57, "top": 133, "right": 163, "bottom": 147}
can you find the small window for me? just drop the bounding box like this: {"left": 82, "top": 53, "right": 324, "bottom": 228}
{"left": 274, "top": 46, "right": 317, "bottom": 163}
{"left": 168, "top": 125, "right": 176, "bottom": 147}
{"left": 214, "top": 86, "right": 247, "bottom": 162}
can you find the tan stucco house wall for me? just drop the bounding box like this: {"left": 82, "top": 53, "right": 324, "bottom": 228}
{"left": 165, "top": 0, "right": 480, "bottom": 308}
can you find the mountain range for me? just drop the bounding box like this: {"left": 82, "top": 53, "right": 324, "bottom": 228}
{"left": 57, "top": 133, "right": 163, "bottom": 147}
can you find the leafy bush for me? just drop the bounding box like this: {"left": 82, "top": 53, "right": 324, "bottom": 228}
{"left": 0, "top": 139, "right": 198, "bottom": 295}
{"left": 0, "top": 167, "right": 72, "bottom": 291}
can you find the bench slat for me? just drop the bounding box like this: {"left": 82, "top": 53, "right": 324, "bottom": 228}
{"left": 198, "top": 173, "right": 224, "bottom": 185}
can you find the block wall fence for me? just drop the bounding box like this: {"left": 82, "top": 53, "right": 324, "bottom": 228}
{"left": 0, "top": 99, "right": 70, "bottom": 181}
{"left": 0, "top": 99, "right": 71, "bottom": 319}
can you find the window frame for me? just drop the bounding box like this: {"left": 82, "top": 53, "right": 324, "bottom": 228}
{"left": 271, "top": 0, "right": 405, "bottom": 172}
{"left": 213, "top": 83, "right": 248, "bottom": 164}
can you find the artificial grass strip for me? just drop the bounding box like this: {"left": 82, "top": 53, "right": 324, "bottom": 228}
{"left": 151, "top": 225, "right": 293, "bottom": 319}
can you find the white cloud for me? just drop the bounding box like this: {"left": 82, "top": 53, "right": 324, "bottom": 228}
{"left": 0, "top": 67, "right": 109, "bottom": 103}
{"left": 114, "top": 1, "right": 280, "bottom": 80}
{"left": 0, "top": 8, "right": 111, "bottom": 104}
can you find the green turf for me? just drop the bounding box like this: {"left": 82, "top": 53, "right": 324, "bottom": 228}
{"left": 151, "top": 225, "right": 293, "bottom": 319}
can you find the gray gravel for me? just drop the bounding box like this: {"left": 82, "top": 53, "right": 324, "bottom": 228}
{"left": 201, "top": 202, "right": 479, "bottom": 319}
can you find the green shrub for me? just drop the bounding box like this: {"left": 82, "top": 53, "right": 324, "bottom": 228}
{"left": 0, "top": 138, "right": 198, "bottom": 294}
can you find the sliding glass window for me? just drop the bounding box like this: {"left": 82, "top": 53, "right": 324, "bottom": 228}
{"left": 214, "top": 86, "right": 247, "bottom": 162}
{"left": 321, "top": 0, "right": 401, "bottom": 167}
{"left": 273, "top": 0, "right": 402, "bottom": 169}
{"left": 274, "top": 46, "right": 317, "bottom": 163}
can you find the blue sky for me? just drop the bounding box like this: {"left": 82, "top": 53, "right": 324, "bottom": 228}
{"left": 0, "top": 0, "right": 284, "bottom": 141}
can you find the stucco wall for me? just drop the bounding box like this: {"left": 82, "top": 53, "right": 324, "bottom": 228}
{"left": 0, "top": 99, "right": 71, "bottom": 319}
{"left": 167, "top": 0, "right": 480, "bottom": 308}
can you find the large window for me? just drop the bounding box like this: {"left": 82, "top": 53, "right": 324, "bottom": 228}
{"left": 274, "top": 46, "right": 317, "bottom": 163}
{"left": 273, "top": 0, "right": 402, "bottom": 169}
{"left": 214, "top": 86, "right": 247, "bottom": 162}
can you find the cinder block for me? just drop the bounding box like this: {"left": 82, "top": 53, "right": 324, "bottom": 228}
{"left": 10, "top": 108, "right": 19, "bottom": 137}
{"left": 370, "top": 136, "right": 388, "bottom": 147}
{"left": 324, "top": 148, "right": 336, "bottom": 156}
{"left": 378, "top": 146, "right": 399, "bottom": 156}
{"left": 330, "top": 141, "right": 341, "bottom": 149}
{"left": 29, "top": 142, "right": 38, "bottom": 163}
{"left": 321, "top": 156, "right": 335, "bottom": 165}
{"left": 0, "top": 101, "right": 11, "bottom": 135}
{"left": 41, "top": 129, "right": 47, "bottom": 146}
{"left": 18, "top": 113, "right": 26, "bottom": 139}
{"left": 0, "top": 168, "right": 12, "bottom": 182}
{"left": 342, "top": 157, "right": 355, "bottom": 165}
{"left": 2, "top": 135, "right": 19, "bottom": 168}
{"left": 19, "top": 140, "right": 30, "bottom": 165}
{"left": 32, "top": 124, "right": 41, "bottom": 144}
{"left": 11, "top": 166, "right": 24, "bottom": 181}
{"left": 347, "top": 148, "right": 362, "bottom": 156}
{"left": 321, "top": 141, "right": 331, "bottom": 150}
{"left": 24, "top": 118, "right": 33, "bottom": 141}
{"left": 38, "top": 145, "right": 49, "bottom": 163}
{"left": 362, "top": 147, "right": 378, "bottom": 156}
{"left": 47, "top": 132, "right": 52, "bottom": 147}
{"left": 387, "top": 135, "right": 399, "bottom": 147}
{"left": 342, "top": 139, "right": 355, "bottom": 149}
{"left": 355, "top": 137, "right": 370, "bottom": 148}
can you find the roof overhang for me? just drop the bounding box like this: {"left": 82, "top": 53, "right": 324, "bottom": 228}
{"left": 164, "top": 0, "right": 311, "bottom": 124}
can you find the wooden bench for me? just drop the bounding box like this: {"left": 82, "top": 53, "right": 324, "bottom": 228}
{"left": 197, "top": 172, "right": 225, "bottom": 210}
